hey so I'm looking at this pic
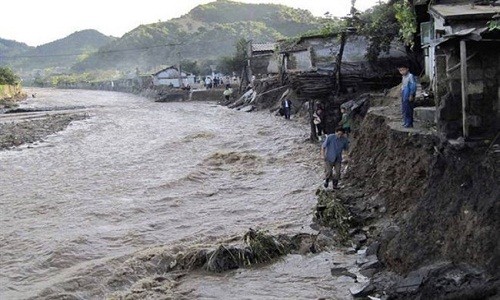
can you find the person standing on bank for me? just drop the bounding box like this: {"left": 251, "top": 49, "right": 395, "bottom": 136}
{"left": 282, "top": 98, "right": 292, "bottom": 120}
{"left": 398, "top": 63, "right": 417, "bottom": 128}
{"left": 223, "top": 84, "right": 233, "bottom": 101}
{"left": 339, "top": 107, "right": 351, "bottom": 135}
{"left": 313, "top": 106, "right": 324, "bottom": 139}
{"left": 321, "top": 127, "right": 349, "bottom": 189}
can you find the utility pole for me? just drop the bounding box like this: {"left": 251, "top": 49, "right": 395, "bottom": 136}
{"left": 177, "top": 51, "right": 182, "bottom": 88}
{"left": 336, "top": 31, "right": 347, "bottom": 96}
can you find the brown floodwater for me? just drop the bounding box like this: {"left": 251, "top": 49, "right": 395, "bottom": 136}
{"left": 0, "top": 88, "right": 364, "bottom": 299}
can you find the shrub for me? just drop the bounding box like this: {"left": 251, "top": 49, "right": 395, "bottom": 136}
{"left": 0, "top": 67, "right": 20, "bottom": 85}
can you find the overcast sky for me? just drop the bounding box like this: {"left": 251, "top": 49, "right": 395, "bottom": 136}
{"left": 0, "top": 0, "right": 384, "bottom": 47}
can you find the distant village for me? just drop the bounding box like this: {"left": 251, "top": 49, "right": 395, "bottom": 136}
{"left": 2, "top": 0, "right": 498, "bottom": 153}
{"left": 49, "top": 0, "right": 498, "bottom": 143}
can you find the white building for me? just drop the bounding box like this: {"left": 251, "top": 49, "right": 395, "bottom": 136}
{"left": 152, "top": 66, "right": 195, "bottom": 88}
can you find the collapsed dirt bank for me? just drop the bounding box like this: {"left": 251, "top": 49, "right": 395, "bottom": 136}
{"left": 319, "top": 105, "right": 500, "bottom": 298}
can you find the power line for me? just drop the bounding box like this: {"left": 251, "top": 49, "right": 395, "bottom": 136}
{"left": 0, "top": 42, "right": 185, "bottom": 59}
{"left": 0, "top": 37, "right": 246, "bottom": 60}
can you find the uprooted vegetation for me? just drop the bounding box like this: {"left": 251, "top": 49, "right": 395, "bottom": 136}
{"left": 39, "top": 229, "right": 326, "bottom": 299}
{"left": 314, "top": 189, "right": 352, "bottom": 244}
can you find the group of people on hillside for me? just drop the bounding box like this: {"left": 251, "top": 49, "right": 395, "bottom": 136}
{"left": 242, "top": 62, "right": 416, "bottom": 190}
{"left": 313, "top": 105, "right": 351, "bottom": 141}
{"left": 319, "top": 62, "right": 416, "bottom": 189}
{"left": 204, "top": 76, "right": 226, "bottom": 89}
{"left": 278, "top": 97, "right": 352, "bottom": 189}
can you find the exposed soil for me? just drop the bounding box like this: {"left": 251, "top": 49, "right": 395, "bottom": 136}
{"left": 319, "top": 94, "right": 500, "bottom": 298}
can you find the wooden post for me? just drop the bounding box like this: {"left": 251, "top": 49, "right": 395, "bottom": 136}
{"left": 247, "top": 40, "right": 253, "bottom": 85}
{"left": 177, "top": 51, "right": 182, "bottom": 88}
{"left": 460, "top": 40, "right": 469, "bottom": 138}
{"left": 310, "top": 100, "right": 317, "bottom": 141}
{"left": 336, "top": 31, "right": 347, "bottom": 96}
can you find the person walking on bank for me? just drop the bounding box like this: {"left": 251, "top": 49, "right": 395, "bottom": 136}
{"left": 321, "top": 127, "right": 349, "bottom": 189}
{"left": 282, "top": 98, "right": 292, "bottom": 120}
{"left": 223, "top": 84, "right": 233, "bottom": 101}
{"left": 313, "top": 106, "right": 324, "bottom": 139}
{"left": 398, "top": 63, "right": 417, "bottom": 128}
{"left": 339, "top": 107, "right": 351, "bottom": 135}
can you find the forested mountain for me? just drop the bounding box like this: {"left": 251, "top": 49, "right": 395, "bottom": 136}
{"left": 72, "top": 0, "right": 322, "bottom": 73}
{"left": 1, "top": 0, "right": 322, "bottom": 75}
{"left": 0, "top": 38, "right": 33, "bottom": 67}
{"left": 1, "top": 30, "right": 115, "bottom": 73}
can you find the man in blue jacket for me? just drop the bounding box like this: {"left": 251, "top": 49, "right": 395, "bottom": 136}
{"left": 321, "top": 127, "right": 349, "bottom": 189}
{"left": 398, "top": 63, "right": 417, "bottom": 128}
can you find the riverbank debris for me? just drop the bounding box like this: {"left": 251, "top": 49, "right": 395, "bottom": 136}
{"left": 314, "top": 189, "right": 352, "bottom": 244}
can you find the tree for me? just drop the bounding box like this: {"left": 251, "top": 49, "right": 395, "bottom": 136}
{"left": 180, "top": 59, "right": 201, "bottom": 75}
{"left": 354, "top": 0, "right": 418, "bottom": 62}
{"left": 218, "top": 56, "right": 238, "bottom": 74}
{"left": 0, "top": 67, "right": 20, "bottom": 85}
{"left": 394, "top": 0, "right": 417, "bottom": 49}
{"left": 356, "top": 2, "right": 400, "bottom": 62}
{"left": 487, "top": 13, "right": 500, "bottom": 31}
{"left": 234, "top": 37, "right": 249, "bottom": 73}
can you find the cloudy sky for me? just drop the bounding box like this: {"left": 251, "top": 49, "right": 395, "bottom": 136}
{"left": 0, "top": 0, "right": 384, "bottom": 47}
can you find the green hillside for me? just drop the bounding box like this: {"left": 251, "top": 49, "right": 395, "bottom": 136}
{"left": 1, "top": 29, "right": 115, "bottom": 73}
{"left": 73, "top": 0, "right": 322, "bottom": 73}
{"left": 24, "top": 29, "right": 115, "bottom": 71}
{"left": 1, "top": 0, "right": 322, "bottom": 76}
{"left": 0, "top": 38, "right": 33, "bottom": 67}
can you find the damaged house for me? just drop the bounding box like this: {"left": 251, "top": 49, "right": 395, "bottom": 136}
{"left": 243, "top": 33, "right": 410, "bottom": 135}
{"left": 418, "top": 0, "right": 500, "bottom": 138}
{"left": 248, "top": 42, "right": 279, "bottom": 79}
{"left": 277, "top": 33, "right": 408, "bottom": 98}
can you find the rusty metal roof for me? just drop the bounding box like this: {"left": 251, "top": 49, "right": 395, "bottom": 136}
{"left": 430, "top": 4, "right": 500, "bottom": 19}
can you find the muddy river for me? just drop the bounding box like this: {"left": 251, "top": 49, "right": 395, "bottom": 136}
{"left": 0, "top": 88, "right": 361, "bottom": 299}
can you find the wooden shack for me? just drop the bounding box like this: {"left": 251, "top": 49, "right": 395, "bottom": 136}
{"left": 278, "top": 33, "right": 408, "bottom": 98}
{"left": 418, "top": 0, "right": 500, "bottom": 138}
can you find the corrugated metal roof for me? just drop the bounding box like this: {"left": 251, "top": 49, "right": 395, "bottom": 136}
{"left": 434, "top": 26, "right": 492, "bottom": 46}
{"left": 430, "top": 4, "right": 500, "bottom": 19}
{"left": 251, "top": 43, "right": 276, "bottom": 52}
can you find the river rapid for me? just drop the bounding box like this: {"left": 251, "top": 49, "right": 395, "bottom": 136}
{"left": 0, "top": 88, "right": 359, "bottom": 299}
